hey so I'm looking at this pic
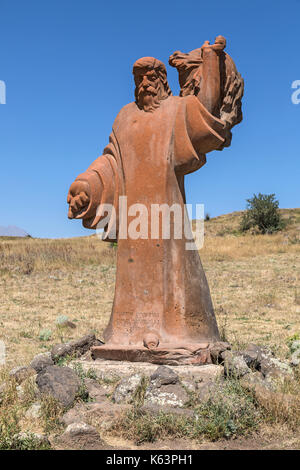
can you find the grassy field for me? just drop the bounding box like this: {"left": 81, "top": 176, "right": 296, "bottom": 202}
{"left": 0, "top": 208, "right": 299, "bottom": 368}
{"left": 0, "top": 208, "right": 299, "bottom": 449}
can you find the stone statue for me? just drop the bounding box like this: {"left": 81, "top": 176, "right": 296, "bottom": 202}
{"left": 67, "top": 37, "right": 244, "bottom": 365}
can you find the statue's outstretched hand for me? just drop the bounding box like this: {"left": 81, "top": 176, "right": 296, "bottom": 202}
{"left": 67, "top": 180, "right": 90, "bottom": 219}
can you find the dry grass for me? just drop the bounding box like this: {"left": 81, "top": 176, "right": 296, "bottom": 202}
{"left": 0, "top": 236, "right": 116, "bottom": 276}
{"left": 0, "top": 369, "right": 53, "bottom": 449}
{"left": 201, "top": 209, "right": 300, "bottom": 357}
{"left": 0, "top": 208, "right": 299, "bottom": 368}
{"left": 0, "top": 235, "right": 116, "bottom": 366}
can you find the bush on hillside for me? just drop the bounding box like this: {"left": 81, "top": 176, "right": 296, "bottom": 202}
{"left": 240, "top": 193, "right": 284, "bottom": 234}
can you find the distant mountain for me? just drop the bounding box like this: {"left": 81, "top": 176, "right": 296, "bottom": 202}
{"left": 0, "top": 225, "right": 30, "bottom": 237}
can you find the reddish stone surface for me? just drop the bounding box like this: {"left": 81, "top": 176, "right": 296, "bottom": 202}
{"left": 67, "top": 37, "right": 243, "bottom": 364}
{"left": 91, "top": 343, "right": 212, "bottom": 366}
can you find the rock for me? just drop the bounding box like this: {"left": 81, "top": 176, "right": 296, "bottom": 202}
{"left": 60, "top": 402, "right": 88, "bottom": 426}
{"left": 290, "top": 350, "right": 300, "bottom": 367}
{"left": 150, "top": 366, "right": 179, "bottom": 387}
{"left": 209, "top": 341, "right": 231, "bottom": 364}
{"left": 51, "top": 344, "right": 72, "bottom": 361}
{"left": 12, "top": 432, "right": 49, "bottom": 449}
{"left": 60, "top": 402, "right": 131, "bottom": 431}
{"left": 140, "top": 403, "right": 194, "bottom": 418}
{"left": 36, "top": 365, "right": 81, "bottom": 408}
{"left": 260, "top": 357, "right": 293, "bottom": 383}
{"left": 16, "top": 375, "right": 39, "bottom": 401}
{"left": 145, "top": 368, "right": 189, "bottom": 408}
{"left": 241, "top": 343, "right": 294, "bottom": 382}
{"left": 222, "top": 351, "right": 250, "bottom": 378}
{"left": 238, "top": 344, "right": 293, "bottom": 383}
{"left": 56, "top": 316, "right": 77, "bottom": 329}
{"left": 30, "top": 352, "right": 54, "bottom": 373}
{"left": 181, "top": 379, "right": 198, "bottom": 392}
{"left": 145, "top": 381, "right": 189, "bottom": 408}
{"left": 240, "top": 344, "right": 264, "bottom": 368}
{"left": 9, "top": 366, "right": 36, "bottom": 384}
{"left": 196, "top": 381, "right": 223, "bottom": 402}
{"left": 25, "top": 402, "right": 42, "bottom": 419}
{"left": 84, "top": 378, "right": 108, "bottom": 403}
{"left": 240, "top": 370, "right": 271, "bottom": 391}
{"left": 112, "top": 373, "right": 142, "bottom": 404}
{"left": 64, "top": 321, "right": 77, "bottom": 329}
{"left": 239, "top": 343, "right": 273, "bottom": 369}
{"left": 51, "top": 333, "right": 101, "bottom": 362}
{"left": 85, "top": 402, "right": 131, "bottom": 431}
{"left": 56, "top": 422, "right": 106, "bottom": 450}
{"left": 290, "top": 340, "right": 300, "bottom": 354}
{"left": 240, "top": 372, "right": 299, "bottom": 415}
{"left": 79, "top": 350, "right": 93, "bottom": 361}
{"left": 16, "top": 384, "right": 25, "bottom": 400}
{"left": 70, "top": 359, "right": 223, "bottom": 384}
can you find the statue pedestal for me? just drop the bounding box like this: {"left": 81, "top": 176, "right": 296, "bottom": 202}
{"left": 91, "top": 342, "right": 230, "bottom": 366}
{"left": 70, "top": 358, "right": 224, "bottom": 385}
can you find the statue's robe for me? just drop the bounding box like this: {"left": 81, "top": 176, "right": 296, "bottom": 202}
{"left": 75, "top": 95, "right": 226, "bottom": 347}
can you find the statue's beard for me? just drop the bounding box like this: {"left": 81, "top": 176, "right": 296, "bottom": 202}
{"left": 137, "top": 84, "right": 162, "bottom": 112}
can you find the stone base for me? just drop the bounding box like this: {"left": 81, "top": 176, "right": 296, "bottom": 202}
{"left": 71, "top": 359, "right": 224, "bottom": 383}
{"left": 91, "top": 342, "right": 228, "bottom": 366}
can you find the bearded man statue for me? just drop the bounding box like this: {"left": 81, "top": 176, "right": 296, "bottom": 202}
{"left": 67, "top": 37, "right": 244, "bottom": 364}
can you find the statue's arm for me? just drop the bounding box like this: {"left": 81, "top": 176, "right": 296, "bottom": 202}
{"left": 196, "top": 45, "right": 222, "bottom": 116}
{"left": 197, "top": 42, "right": 244, "bottom": 139}
{"left": 173, "top": 95, "right": 226, "bottom": 176}
{"left": 170, "top": 36, "right": 244, "bottom": 148}
{"left": 67, "top": 155, "right": 116, "bottom": 229}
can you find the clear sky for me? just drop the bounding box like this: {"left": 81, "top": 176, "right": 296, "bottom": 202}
{"left": 0, "top": 0, "right": 299, "bottom": 238}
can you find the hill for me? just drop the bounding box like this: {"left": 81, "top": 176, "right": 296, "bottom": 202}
{"left": 0, "top": 225, "right": 30, "bottom": 238}
{"left": 196, "top": 207, "right": 300, "bottom": 238}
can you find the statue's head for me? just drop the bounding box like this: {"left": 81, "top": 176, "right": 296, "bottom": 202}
{"left": 133, "top": 57, "right": 172, "bottom": 112}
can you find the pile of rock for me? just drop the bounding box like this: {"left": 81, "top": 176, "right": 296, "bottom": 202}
{"left": 221, "top": 343, "right": 293, "bottom": 383}
{"left": 1, "top": 334, "right": 298, "bottom": 450}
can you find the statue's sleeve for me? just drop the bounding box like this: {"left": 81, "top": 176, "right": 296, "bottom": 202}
{"left": 174, "top": 95, "right": 226, "bottom": 175}
{"left": 73, "top": 133, "right": 121, "bottom": 240}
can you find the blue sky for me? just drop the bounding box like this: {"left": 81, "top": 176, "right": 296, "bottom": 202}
{"left": 0, "top": 0, "right": 299, "bottom": 238}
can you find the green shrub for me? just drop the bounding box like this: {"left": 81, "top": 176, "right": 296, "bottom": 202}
{"left": 39, "top": 328, "right": 52, "bottom": 341}
{"left": 240, "top": 193, "right": 283, "bottom": 234}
